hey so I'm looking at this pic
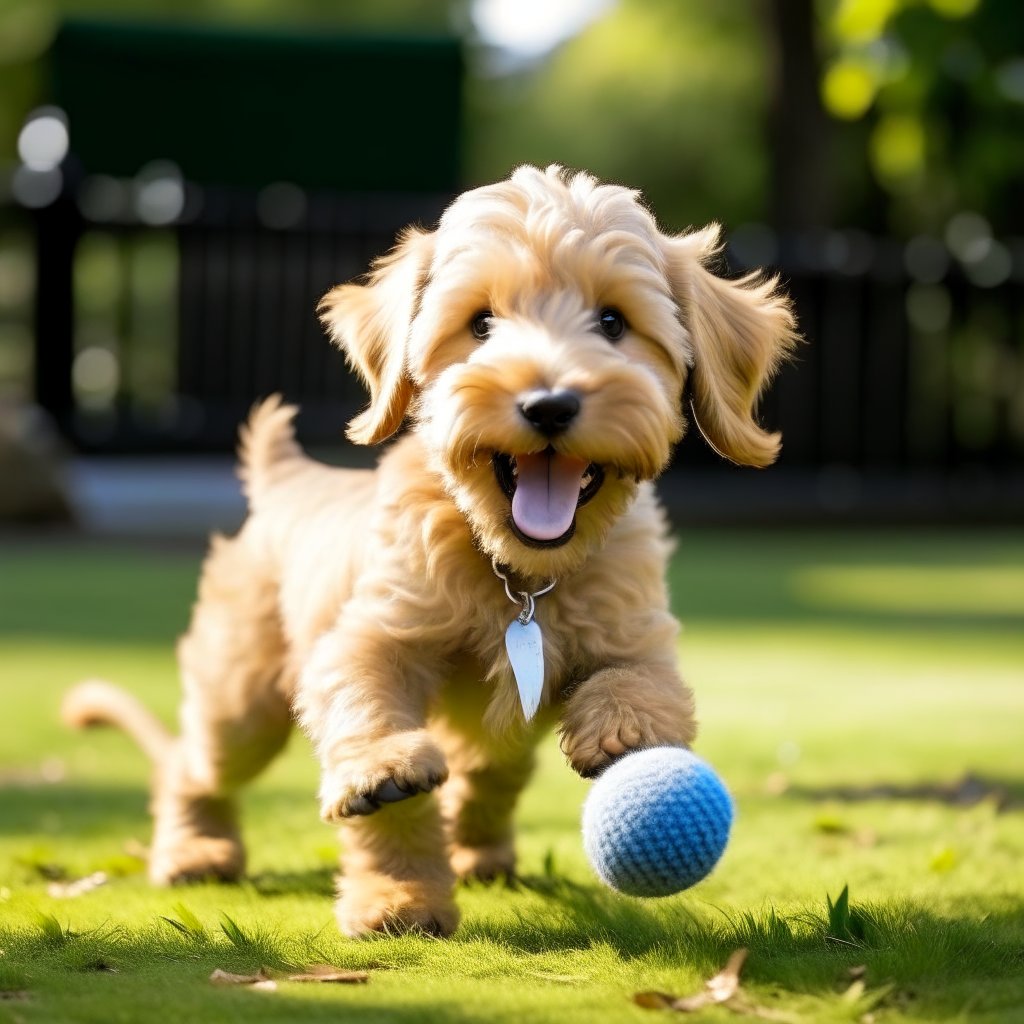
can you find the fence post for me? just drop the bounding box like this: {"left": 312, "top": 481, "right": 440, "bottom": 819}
{"left": 32, "top": 188, "right": 81, "bottom": 436}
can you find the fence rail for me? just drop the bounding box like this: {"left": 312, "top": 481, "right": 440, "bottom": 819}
{"left": 20, "top": 186, "right": 1024, "bottom": 476}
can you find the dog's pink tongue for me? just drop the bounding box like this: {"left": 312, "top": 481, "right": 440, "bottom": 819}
{"left": 511, "top": 452, "right": 587, "bottom": 541}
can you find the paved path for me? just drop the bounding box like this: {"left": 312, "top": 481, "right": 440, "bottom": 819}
{"left": 68, "top": 457, "right": 246, "bottom": 537}
{"left": 65, "top": 457, "right": 1024, "bottom": 539}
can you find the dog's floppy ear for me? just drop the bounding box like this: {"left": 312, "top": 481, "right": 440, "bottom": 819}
{"left": 318, "top": 227, "right": 434, "bottom": 445}
{"left": 663, "top": 225, "right": 798, "bottom": 468}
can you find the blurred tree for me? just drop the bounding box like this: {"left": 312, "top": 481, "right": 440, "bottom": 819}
{"left": 820, "top": 0, "right": 1024, "bottom": 234}
{"left": 0, "top": 0, "right": 456, "bottom": 166}
{"left": 466, "top": 0, "right": 771, "bottom": 232}
{"left": 761, "top": 0, "right": 835, "bottom": 231}
{"left": 471, "top": 0, "right": 1024, "bottom": 236}
{"left": 3, "top": 0, "right": 1023, "bottom": 238}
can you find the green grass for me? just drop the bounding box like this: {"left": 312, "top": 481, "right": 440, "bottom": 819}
{"left": 1, "top": 528, "right": 1023, "bottom": 1023}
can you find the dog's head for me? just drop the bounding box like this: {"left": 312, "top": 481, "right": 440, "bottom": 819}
{"left": 320, "top": 166, "right": 796, "bottom": 577}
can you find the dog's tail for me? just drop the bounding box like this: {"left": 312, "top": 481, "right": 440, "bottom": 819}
{"left": 62, "top": 679, "right": 173, "bottom": 765}
{"left": 237, "top": 394, "right": 304, "bottom": 507}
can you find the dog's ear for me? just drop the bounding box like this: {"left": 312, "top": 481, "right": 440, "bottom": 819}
{"left": 662, "top": 225, "right": 798, "bottom": 468}
{"left": 318, "top": 227, "right": 434, "bottom": 445}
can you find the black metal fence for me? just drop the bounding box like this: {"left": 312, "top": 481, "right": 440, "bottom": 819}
{"left": 27, "top": 188, "right": 1024, "bottom": 481}
{"left": 743, "top": 238, "right": 1024, "bottom": 475}
{"left": 31, "top": 182, "right": 448, "bottom": 452}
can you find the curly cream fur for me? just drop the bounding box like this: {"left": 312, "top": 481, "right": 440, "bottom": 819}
{"left": 64, "top": 165, "right": 795, "bottom": 938}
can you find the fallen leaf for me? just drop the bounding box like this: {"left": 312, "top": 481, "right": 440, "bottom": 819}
{"left": 842, "top": 979, "right": 866, "bottom": 1003}
{"left": 847, "top": 965, "right": 867, "bottom": 980}
{"left": 634, "top": 992, "right": 676, "bottom": 1009}
{"left": 47, "top": 871, "right": 107, "bottom": 899}
{"left": 0, "top": 991, "right": 30, "bottom": 1002}
{"left": 209, "top": 967, "right": 277, "bottom": 991}
{"left": 633, "top": 951, "right": 801, "bottom": 1021}
{"left": 705, "top": 949, "right": 747, "bottom": 1003}
{"left": 286, "top": 965, "right": 368, "bottom": 984}
{"left": 636, "top": 949, "right": 748, "bottom": 1013}
{"left": 123, "top": 839, "right": 150, "bottom": 860}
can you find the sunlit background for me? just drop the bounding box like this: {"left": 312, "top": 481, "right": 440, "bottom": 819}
{"left": 0, "top": 9, "right": 1021, "bottom": 1012}
{"left": 0, "top": 0, "right": 1021, "bottom": 526}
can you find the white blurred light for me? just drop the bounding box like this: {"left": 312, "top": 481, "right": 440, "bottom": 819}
{"left": 135, "top": 160, "right": 185, "bottom": 226}
{"left": 945, "top": 211, "right": 991, "bottom": 262}
{"left": 995, "top": 58, "right": 1024, "bottom": 103}
{"left": 473, "top": 0, "right": 613, "bottom": 56}
{"left": 17, "top": 108, "right": 69, "bottom": 171}
{"left": 965, "top": 240, "right": 1012, "bottom": 288}
{"left": 73, "top": 346, "right": 119, "bottom": 401}
{"left": 11, "top": 166, "right": 62, "bottom": 208}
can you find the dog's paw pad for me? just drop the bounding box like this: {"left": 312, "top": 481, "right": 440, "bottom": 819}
{"left": 561, "top": 711, "right": 663, "bottom": 778}
{"left": 342, "top": 777, "right": 432, "bottom": 817}
{"left": 319, "top": 731, "right": 449, "bottom": 822}
{"left": 374, "top": 778, "right": 417, "bottom": 804}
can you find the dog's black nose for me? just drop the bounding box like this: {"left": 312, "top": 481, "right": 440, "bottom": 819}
{"left": 518, "top": 388, "right": 581, "bottom": 436}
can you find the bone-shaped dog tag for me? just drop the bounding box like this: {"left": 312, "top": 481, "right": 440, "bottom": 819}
{"left": 505, "top": 617, "right": 544, "bottom": 721}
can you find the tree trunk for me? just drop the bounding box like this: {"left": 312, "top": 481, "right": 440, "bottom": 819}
{"left": 761, "top": 0, "right": 833, "bottom": 231}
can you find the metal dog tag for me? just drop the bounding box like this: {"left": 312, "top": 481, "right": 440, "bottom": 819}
{"left": 505, "top": 616, "right": 545, "bottom": 721}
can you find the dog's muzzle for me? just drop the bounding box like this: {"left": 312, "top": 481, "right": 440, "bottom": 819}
{"left": 492, "top": 450, "right": 604, "bottom": 548}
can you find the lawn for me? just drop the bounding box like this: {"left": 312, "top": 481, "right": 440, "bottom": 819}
{"left": 1, "top": 528, "right": 1022, "bottom": 1024}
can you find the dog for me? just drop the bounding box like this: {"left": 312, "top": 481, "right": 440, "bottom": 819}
{"left": 63, "top": 165, "right": 796, "bottom": 937}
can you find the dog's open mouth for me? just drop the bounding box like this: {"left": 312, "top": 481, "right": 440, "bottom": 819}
{"left": 492, "top": 450, "right": 604, "bottom": 548}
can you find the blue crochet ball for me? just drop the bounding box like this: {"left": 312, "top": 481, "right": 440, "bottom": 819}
{"left": 582, "top": 747, "right": 733, "bottom": 897}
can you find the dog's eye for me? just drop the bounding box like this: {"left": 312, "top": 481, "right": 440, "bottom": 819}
{"left": 597, "top": 308, "right": 626, "bottom": 342}
{"left": 470, "top": 311, "right": 493, "bottom": 341}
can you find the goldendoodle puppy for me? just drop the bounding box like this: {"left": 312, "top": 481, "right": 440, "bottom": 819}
{"left": 64, "top": 165, "right": 796, "bottom": 937}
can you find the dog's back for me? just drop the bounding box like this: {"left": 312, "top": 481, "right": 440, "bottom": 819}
{"left": 236, "top": 395, "right": 386, "bottom": 654}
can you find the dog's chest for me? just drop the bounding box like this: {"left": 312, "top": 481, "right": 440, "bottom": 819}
{"left": 451, "top": 591, "right": 594, "bottom": 708}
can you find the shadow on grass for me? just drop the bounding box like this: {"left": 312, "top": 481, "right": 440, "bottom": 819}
{"left": 0, "top": 919, "right": 482, "bottom": 1024}
{"left": 460, "top": 879, "right": 1024, "bottom": 1013}
{"left": 0, "top": 541, "right": 197, "bottom": 645}
{"left": 248, "top": 867, "right": 336, "bottom": 898}
{"left": 0, "top": 783, "right": 148, "bottom": 838}
{"left": 2, "top": 886, "right": 1021, "bottom": 1023}
{"left": 784, "top": 773, "right": 1024, "bottom": 813}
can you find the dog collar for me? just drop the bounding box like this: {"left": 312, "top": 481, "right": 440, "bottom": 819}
{"left": 491, "top": 559, "right": 556, "bottom": 722}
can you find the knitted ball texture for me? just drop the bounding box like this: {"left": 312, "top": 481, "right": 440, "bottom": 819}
{"left": 582, "top": 747, "right": 733, "bottom": 897}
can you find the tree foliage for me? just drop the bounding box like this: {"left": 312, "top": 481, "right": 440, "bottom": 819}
{"left": 2, "top": 0, "right": 1022, "bottom": 236}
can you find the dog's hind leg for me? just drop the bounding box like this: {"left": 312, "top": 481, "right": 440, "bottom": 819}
{"left": 151, "top": 530, "right": 292, "bottom": 885}
{"left": 334, "top": 793, "right": 459, "bottom": 937}
{"left": 432, "top": 678, "right": 540, "bottom": 883}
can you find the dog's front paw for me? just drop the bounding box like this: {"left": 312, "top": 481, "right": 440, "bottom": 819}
{"left": 319, "top": 729, "right": 449, "bottom": 822}
{"left": 560, "top": 705, "right": 684, "bottom": 779}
